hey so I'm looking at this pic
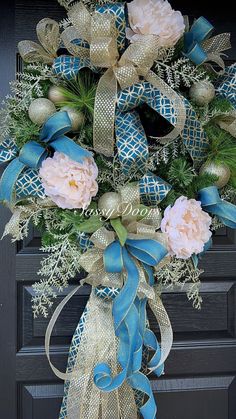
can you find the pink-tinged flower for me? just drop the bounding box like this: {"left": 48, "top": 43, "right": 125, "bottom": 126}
{"left": 126, "top": 0, "right": 185, "bottom": 47}
{"left": 39, "top": 152, "right": 98, "bottom": 209}
{"left": 161, "top": 196, "right": 212, "bottom": 259}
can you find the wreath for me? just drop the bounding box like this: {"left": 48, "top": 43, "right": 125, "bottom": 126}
{"left": 1, "top": 0, "right": 236, "bottom": 417}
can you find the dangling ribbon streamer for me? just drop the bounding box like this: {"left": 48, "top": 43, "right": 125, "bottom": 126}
{"left": 199, "top": 186, "right": 236, "bottom": 228}
{"left": 0, "top": 112, "right": 91, "bottom": 203}
{"left": 45, "top": 197, "right": 173, "bottom": 419}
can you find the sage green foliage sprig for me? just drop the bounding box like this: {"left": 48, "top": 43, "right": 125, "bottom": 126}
{"left": 10, "top": 113, "right": 40, "bottom": 149}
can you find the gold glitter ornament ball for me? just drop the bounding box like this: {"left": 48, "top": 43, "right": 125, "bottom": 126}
{"left": 48, "top": 85, "right": 66, "bottom": 103}
{"left": 28, "top": 98, "right": 56, "bottom": 126}
{"left": 189, "top": 81, "right": 215, "bottom": 106}
{"left": 200, "top": 161, "right": 231, "bottom": 188}
{"left": 98, "top": 192, "right": 121, "bottom": 219}
{"left": 61, "top": 106, "right": 85, "bottom": 131}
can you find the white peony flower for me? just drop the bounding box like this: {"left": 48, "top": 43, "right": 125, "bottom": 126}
{"left": 39, "top": 152, "right": 98, "bottom": 210}
{"left": 126, "top": 0, "right": 185, "bottom": 47}
{"left": 161, "top": 196, "right": 212, "bottom": 259}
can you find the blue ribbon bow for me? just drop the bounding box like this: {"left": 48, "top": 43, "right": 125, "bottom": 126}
{"left": 0, "top": 111, "right": 91, "bottom": 203}
{"left": 93, "top": 237, "right": 168, "bottom": 419}
{"left": 199, "top": 186, "right": 236, "bottom": 228}
{"left": 184, "top": 17, "right": 214, "bottom": 65}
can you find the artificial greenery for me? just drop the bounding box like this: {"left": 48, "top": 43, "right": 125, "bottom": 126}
{"left": 168, "top": 158, "right": 194, "bottom": 187}
{"left": 160, "top": 169, "right": 219, "bottom": 209}
{"left": 204, "top": 122, "right": 236, "bottom": 170}
{"left": 54, "top": 72, "right": 97, "bottom": 120}
{"left": 186, "top": 172, "right": 219, "bottom": 198}
{"left": 209, "top": 97, "right": 234, "bottom": 114}
{"left": 10, "top": 113, "right": 40, "bottom": 148}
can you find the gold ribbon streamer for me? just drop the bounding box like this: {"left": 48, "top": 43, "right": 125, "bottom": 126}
{"left": 45, "top": 286, "right": 138, "bottom": 419}
{"left": 66, "top": 2, "right": 186, "bottom": 156}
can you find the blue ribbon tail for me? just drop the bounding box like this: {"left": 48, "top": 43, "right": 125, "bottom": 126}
{"left": 128, "top": 372, "right": 157, "bottom": 419}
{"left": 94, "top": 244, "right": 141, "bottom": 391}
{"left": 0, "top": 158, "right": 25, "bottom": 202}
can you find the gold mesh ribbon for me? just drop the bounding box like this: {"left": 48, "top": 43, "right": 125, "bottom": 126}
{"left": 45, "top": 285, "right": 138, "bottom": 418}
{"left": 202, "top": 33, "right": 231, "bottom": 74}
{"left": 215, "top": 110, "right": 236, "bottom": 138}
{"left": 18, "top": 18, "right": 60, "bottom": 64}
{"left": 66, "top": 2, "right": 186, "bottom": 156}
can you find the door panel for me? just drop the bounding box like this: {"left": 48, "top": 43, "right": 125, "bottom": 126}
{"left": 0, "top": 0, "right": 236, "bottom": 418}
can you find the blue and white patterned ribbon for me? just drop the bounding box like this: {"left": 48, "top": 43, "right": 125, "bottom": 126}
{"left": 0, "top": 112, "right": 91, "bottom": 203}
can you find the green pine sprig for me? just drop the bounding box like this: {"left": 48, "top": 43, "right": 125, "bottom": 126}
{"left": 168, "top": 158, "right": 194, "bottom": 188}
{"left": 205, "top": 123, "right": 236, "bottom": 171}
{"left": 54, "top": 72, "right": 97, "bottom": 120}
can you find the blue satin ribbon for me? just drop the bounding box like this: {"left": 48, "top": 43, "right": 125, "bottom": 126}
{"left": 94, "top": 237, "right": 168, "bottom": 418}
{"left": 184, "top": 17, "right": 214, "bottom": 65}
{"left": 0, "top": 111, "right": 91, "bottom": 202}
{"left": 199, "top": 186, "right": 236, "bottom": 228}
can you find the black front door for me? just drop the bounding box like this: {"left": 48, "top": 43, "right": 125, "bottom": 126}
{"left": 1, "top": 1, "right": 236, "bottom": 418}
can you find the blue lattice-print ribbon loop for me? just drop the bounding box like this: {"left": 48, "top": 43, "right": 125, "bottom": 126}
{"left": 0, "top": 111, "right": 92, "bottom": 203}
{"left": 77, "top": 232, "right": 94, "bottom": 252}
{"left": 215, "top": 64, "right": 236, "bottom": 108}
{"left": 115, "top": 110, "right": 149, "bottom": 175}
{"left": 181, "top": 98, "right": 209, "bottom": 160}
{"left": 139, "top": 173, "right": 172, "bottom": 205}
{"left": 53, "top": 55, "right": 99, "bottom": 80}
{"left": 0, "top": 138, "right": 18, "bottom": 163}
{"left": 116, "top": 82, "right": 209, "bottom": 167}
{"left": 96, "top": 3, "right": 126, "bottom": 53}
{"left": 0, "top": 139, "right": 44, "bottom": 200}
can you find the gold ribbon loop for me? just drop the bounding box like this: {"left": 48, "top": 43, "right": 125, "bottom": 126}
{"left": 18, "top": 18, "right": 60, "bottom": 64}
{"left": 216, "top": 110, "right": 236, "bottom": 138}
{"left": 61, "top": 27, "right": 90, "bottom": 59}
{"left": 68, "top": 2, "right": 91, "bottom": 43}
{"left": 202, "top": 33, "right": 232, "bottom": 74}
{"left": 36, "top": 18, "right": 60, "bottom": 56}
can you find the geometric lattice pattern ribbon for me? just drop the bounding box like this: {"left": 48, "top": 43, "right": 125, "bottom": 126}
{"left": 139, "top": 173, "right": 172, "bottom": 205}
{"left": 0, "top": 140, "right": 45, "bottom": 200}
{"left": 216, "top": 63, "right": 236, "bottom": 108}
{"left": 116, "top": 82, "right": 208, "bottom": 164}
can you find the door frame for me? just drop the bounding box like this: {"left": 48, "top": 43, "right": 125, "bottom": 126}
{"left": 0, "top": 2, "right": 17, "bottom": 418}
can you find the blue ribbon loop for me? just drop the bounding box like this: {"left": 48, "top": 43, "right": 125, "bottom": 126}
{"left": 199, "top": 186, "right": 236, "bottom": 228}
{"left": 94, "top": 238, "right": 168, "bottom": 418}
{"left": 0, "top": 111, "right": 92, "bottom": 203}
{"left": 184, "top": 17, "right": 214, "bottom": 65}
